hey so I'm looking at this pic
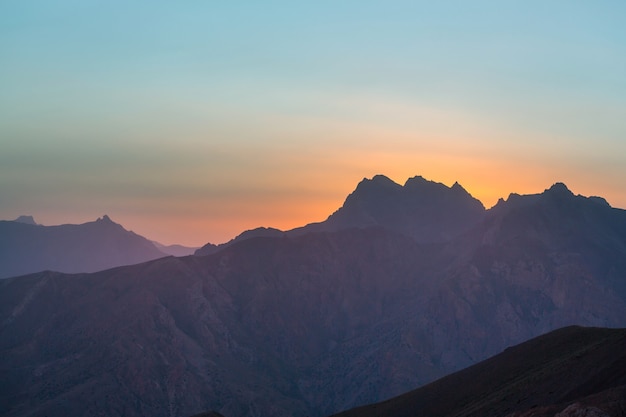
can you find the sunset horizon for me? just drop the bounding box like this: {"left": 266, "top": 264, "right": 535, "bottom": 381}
{"left": 3, "top": 173, "right": 624, "bottom": 247}
{"left": 2, "top": 1, "right": 625, "bottom": 246}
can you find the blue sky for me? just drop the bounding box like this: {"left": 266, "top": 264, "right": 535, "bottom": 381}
{"left": 1, "top": 1, "right": 625, "bottom": 245}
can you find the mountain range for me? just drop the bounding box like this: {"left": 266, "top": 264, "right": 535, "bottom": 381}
{"left": 0, "top": 215, "right": 197, "bottom": 279}
{"left": 1, "top": 175, "right": 625, "bottom": 417}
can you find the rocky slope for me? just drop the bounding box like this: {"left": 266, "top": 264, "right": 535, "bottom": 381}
{"left": 330, "top": 326, "right": 626, "bottom": 417}
{"left": 1, "top": 228, "right": 434, "bottom": 417}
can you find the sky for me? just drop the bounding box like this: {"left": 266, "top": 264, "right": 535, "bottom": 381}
{"left": 1, "top": 1, "right": 625, "bottom": 246}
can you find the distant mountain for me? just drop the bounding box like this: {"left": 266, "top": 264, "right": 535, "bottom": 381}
{"left": 0, "top": 215, "right": 167, "bottom": 278}
{"left": 330, "top": 326, "right": 626, "bottom": 417}
{"left": 1, "top": 178, "right": 626, "bottom": 417}
{"left": 152, "top": 241, "right": 199, "bottom": 257}
{"left": 195, "top": 175, "right": 485, "bottom": 255}
{"left": 195, "top": 227, "right": 285, "bottom": 256}
{"left": 13, "top": 215, "right": 38, "bottom": 225}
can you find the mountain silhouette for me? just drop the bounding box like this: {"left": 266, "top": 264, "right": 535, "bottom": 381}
{"left": 195, "top": 175, "right": 485, "bottom": 255}
{"left": 295, "top": 175, "right": 485, "bottom": 241}
{"left": 1, "top": 177, "right": 626, "bottom": 417}
{"left": 13, "top": 215, "right": 38, "bottom": 225}
{"left": 0, "top": 215, "right": 167, "bottom": 278}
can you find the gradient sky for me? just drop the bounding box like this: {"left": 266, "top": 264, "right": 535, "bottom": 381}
{"left": 1, "top": 1, "right": 625, "bottom": 246}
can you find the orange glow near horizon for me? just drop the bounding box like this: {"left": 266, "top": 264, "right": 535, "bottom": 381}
{"left": 8, "top": 116, "right": 626, "bottom": 248}
{"left": 26, "top": 157, "right": 625, "bottom": 248}
{"left": 2, "top": 2, "right": 626, "bottom": 248}
{"left": 4, "top": 98, "right": 625, "bottom": 247}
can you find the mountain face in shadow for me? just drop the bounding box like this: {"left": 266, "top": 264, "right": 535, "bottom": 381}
{"left": 0, "top": 215, "right": 167, "bottom": 278}
{"left": 195, "top": 175, "right": 485, "bottom": 256}
{"left": 417, "top": 183, "right": 626, "bottom": 372}
{"left": 1, "top": 228, "right": 432, "bottom": 417}
{"left": 303, "top": 175, "right": 486, "bottom": 242}
{"left": 330, "top": 326, "right": 626, "bottom": 417}
{"left": 1, "top": 179, "right": 626, "bottom": 417}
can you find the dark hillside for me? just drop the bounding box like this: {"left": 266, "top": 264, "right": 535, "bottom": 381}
{"left": 331, "top": 326, "right": 626, "bottom": 417}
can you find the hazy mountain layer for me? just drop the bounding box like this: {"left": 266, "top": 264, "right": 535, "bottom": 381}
{"left": 152, "top": 241, "right": 199, "bottom": 257}
{"left": 0, "top": 215, "right": 167, "bottom": 278}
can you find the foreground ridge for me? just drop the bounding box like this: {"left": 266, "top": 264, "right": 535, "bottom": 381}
{"left": 330, "top": 326, "right": 626, "bottom": 417}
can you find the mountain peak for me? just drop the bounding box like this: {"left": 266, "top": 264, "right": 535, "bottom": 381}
{"left": 317, "top": 174, "right": 486, "bottom": 243}
{"left": 362, "top": 174, "right": 400, "bottom": 188}
{"left": 352, "top": 175, "right": 402, "bottom": 195}
{"left": 94, "top": 215, "right": 125, "bottom": 231}
{"left": 0, "top": 214, "right": 166, "bottom": 278}
{"left": 13, "top": 215, "right": 38, "bottom": 225}
{"left": 450, "top": 181, "right": 471, "bottom": 195}
{"left": 545, "top": 182, "right": 573, "bottom": 196}
{"left": 372, "top": 174, "right": 393, "bottom": 182}
{"left": 403, "top": 175, "right": 427, "bottom": 186}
